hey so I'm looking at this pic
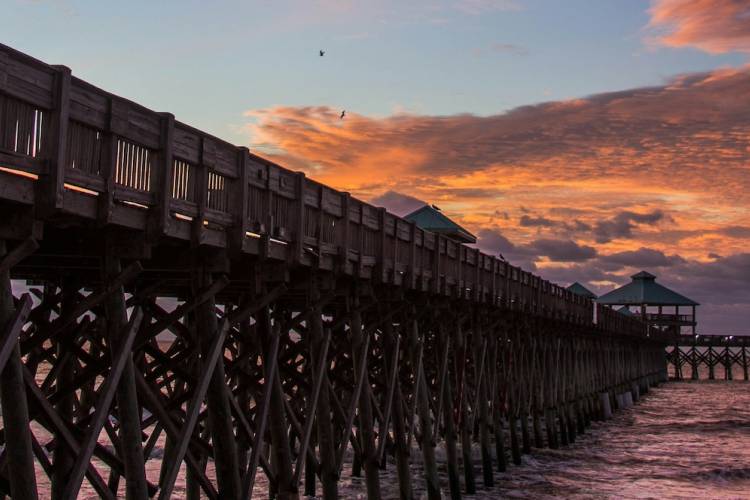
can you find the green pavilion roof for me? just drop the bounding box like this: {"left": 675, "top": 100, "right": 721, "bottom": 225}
{"left": 597, "top": 271, "right": 699, "bottom": 306}
{"left": 567, "top": 282, "right": 597, "bottom": 299}
{"left": 404, "top": 205, "right": 477, "bottom": 244}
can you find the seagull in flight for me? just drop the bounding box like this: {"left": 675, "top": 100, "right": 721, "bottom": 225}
{"left": 320, "top": 50, "right": 325, "bottom": 57}
{"left": 340, "top": 110, "right": 346, "bottom": 119}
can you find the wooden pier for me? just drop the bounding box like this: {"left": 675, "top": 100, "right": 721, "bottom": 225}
{"left": 668, "top": 335, "right": 750, "bottom": 381}
{"left": 0, "top": 43, "right": 669, "bottom": 499}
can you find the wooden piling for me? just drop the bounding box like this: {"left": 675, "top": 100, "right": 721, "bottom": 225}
{"left": 103, "top": 252, "right": 149, "bottom": 500}
{"left": 0, "top": 240, "right": 38, "bottom": 500}
{"left": 408, "top": 312, "right": 440, "bottom": 499}
{"left": 195, "top": 265, "right": 242, "bottom": 499}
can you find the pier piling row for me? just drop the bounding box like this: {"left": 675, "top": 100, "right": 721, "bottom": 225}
{"left": 668, "top": 337, "right": 750, "bottom": 381}
{"left": 0, "top": 42, "right": 668, "bottom": 499}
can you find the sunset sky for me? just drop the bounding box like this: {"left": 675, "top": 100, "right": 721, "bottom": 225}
{"left": 6, "top": 0, "right": 749, "bottom": 333}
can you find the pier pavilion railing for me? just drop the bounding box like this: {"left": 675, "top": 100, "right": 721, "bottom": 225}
{"left": 0, "top": 42, "right": 671, "bottom": 500}
{"left": 668, "top": 335, "right": 750, "bottom": 381}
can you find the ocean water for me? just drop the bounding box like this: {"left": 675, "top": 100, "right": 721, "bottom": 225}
{"left": 13, "top": 379, "right": 750, "bottom": 498}
{"left": 330, "top": 381, "right": 750, "bottom": 499}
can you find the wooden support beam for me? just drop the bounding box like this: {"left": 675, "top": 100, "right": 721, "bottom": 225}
{"left": 408, "top": 314, "right": 440, "bottom": 500}
{"left": 103, "top": 251, "right": 149, "bottom": 500}
{"left": 383, "top": 320, "right": 412, "bottom": 500}
{"left": 157, "top": 319, "right": 229, "bottom": 500}
{"left": 22, "top": 365, "right": 114, "bottom": 499}
{"left": 309, "top": 295, "right": 338, "bottom": 499}
{"left": 62, "top": 308, "right": 144, "bottom": 497}
{"left": 292, "top": 328, "right": 331, "bottom": 484}
{"left": 350, "top": 305, "right": 381, "bottom": 499}
{"left": 133, "top": 370, "right": 218, "bottom": 499}
{"left": 241, "top": 319, "right": 281, "bottom": 498}
{"left": 0, "top": 238, "right": 38, "bottom": 275}
{"left": 0, "top": 239, "right": 37, "bottom": 500}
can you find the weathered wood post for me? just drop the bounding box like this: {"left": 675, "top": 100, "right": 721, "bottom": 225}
{"left": 194, "top": 258, "right": 242, "bottom": 498}
{"left": 454, "top": 317, "right": 476, "bottom": 494}
{"left": 490, "top": 337, "right": 508, "bottom": 472}
{"left": 103, "top": 246, "right": 149, "bottom": 500}
{"left": 52, "top": 275, "right": 77, "bottom": 500}
{"left": 439, "top": 321, "right": 462, "bottom": 500}
{"left": 474, "top": 315, "right": 494, "bottom": 487}
{"left": 310, "top": 286, "right": 338, "bottom": 499}
{"left": 0, "top": 240, "right": 38, "bottom": 500}
{"left": 259, "top": 304, "right": 297, "bottom": 500}
{"left": 383, "top": 319, "right": 412, "bottom": 499}
{"left": 724, "top": 347, "right": 733, "bottom": 380}
{"left": 691, "top": 346, "right": 699, "bottom": 380}
{"left": 408, "top": 309, "right": 440, "bottom": 499}
{"left": 351, "top": 301, "right": 381, "bottom": 499}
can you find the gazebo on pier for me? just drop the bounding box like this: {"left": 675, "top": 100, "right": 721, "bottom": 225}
{"left": 567, "top": 282, "right": 597, "bottom": 300}
{"left": 404, "top": 205, "right": 477, "bottom": 244}
{"left": 597, "top": 271, "right": 698, "bottom": 336}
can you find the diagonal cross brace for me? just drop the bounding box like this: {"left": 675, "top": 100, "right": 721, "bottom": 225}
{"left": 62, "top": 307, "right": 144, "bottom": 498}
{"left": 157, "top": 318, "right": 229, "bottom": 500}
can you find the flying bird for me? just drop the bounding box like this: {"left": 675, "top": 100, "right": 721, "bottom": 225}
{"left": 320, "top": 50, "right": 325, "bottom": 57}
{"left": 340, "top": 110, "right": 346, "bottom": 119}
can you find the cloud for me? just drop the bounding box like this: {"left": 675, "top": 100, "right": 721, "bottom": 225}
{"left": 528, "top": 239, "right": 598, "bottom": 262}
{"left": 370, "top": 190, "right": 426, "bottom": 216}
{"left": 649, "top": 0, "right": 750, "bottom": 54}
{"left": 599, "top": 247, "right": 685, "bottom": 268}
{"left": 476, "top": 229, "right": 596, "bottom": 263}
{"left": 519, "top": 215, "right": 556, "bottom": 227}
{"left": 592, "top": 210, "right": 667, "bottom": 243}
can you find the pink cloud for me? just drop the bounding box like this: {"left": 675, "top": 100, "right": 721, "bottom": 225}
{"left": 649, "top": 0, "right": 750, "bottom": 54}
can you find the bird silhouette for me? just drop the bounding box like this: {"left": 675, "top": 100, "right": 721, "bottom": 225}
{"left": 498, "top": 253, "right": 506, "bottom": 261}
{"left": 431, "top": 204, "right": 441, "bottom": 211}
{"left": 340, "top": 110, "right": 346, "bottom": 119}
{"left": 320, "top": 50, "right": 325, "bottom": 57}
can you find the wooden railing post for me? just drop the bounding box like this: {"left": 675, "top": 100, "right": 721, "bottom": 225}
{"left": 232, "top": 147, "right": 250, "bottom": 254}
{"left": 191, "top": 137, "right": 209, "bottom": 245}
{"left": 43, "top": 65, "right": 71, "bottom": 213}
{"left": 98, "top": 97, "right": 119, "bottom": 224}
{"left": 340, "top": 192, "right": 350, "bottom": 272}
{"left": 293, "top": 171, "right": 306, "bottom": 263}
{"left": 154, "top": 112, "right": 174, "bottom": 237}
{"left": 432, "top": 235, "right": 442, "bottom": 295}
{"left": 408, "top": 221, "right": 416, "bottom": 289}
{"left": 377, "top": 207, "right": 386, "bottom": 283}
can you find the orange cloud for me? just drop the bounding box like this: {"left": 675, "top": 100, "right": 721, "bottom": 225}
{"left": 649, "top": 0, "right": 750, "bottom": 54}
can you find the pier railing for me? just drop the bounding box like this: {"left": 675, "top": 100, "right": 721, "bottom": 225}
{"left": 0, "top": 42, "right": 610, "bottom": 328}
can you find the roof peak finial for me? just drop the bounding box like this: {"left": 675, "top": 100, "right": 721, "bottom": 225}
{"left": 631, "top": 270, "right": 656, "bottom": 280}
